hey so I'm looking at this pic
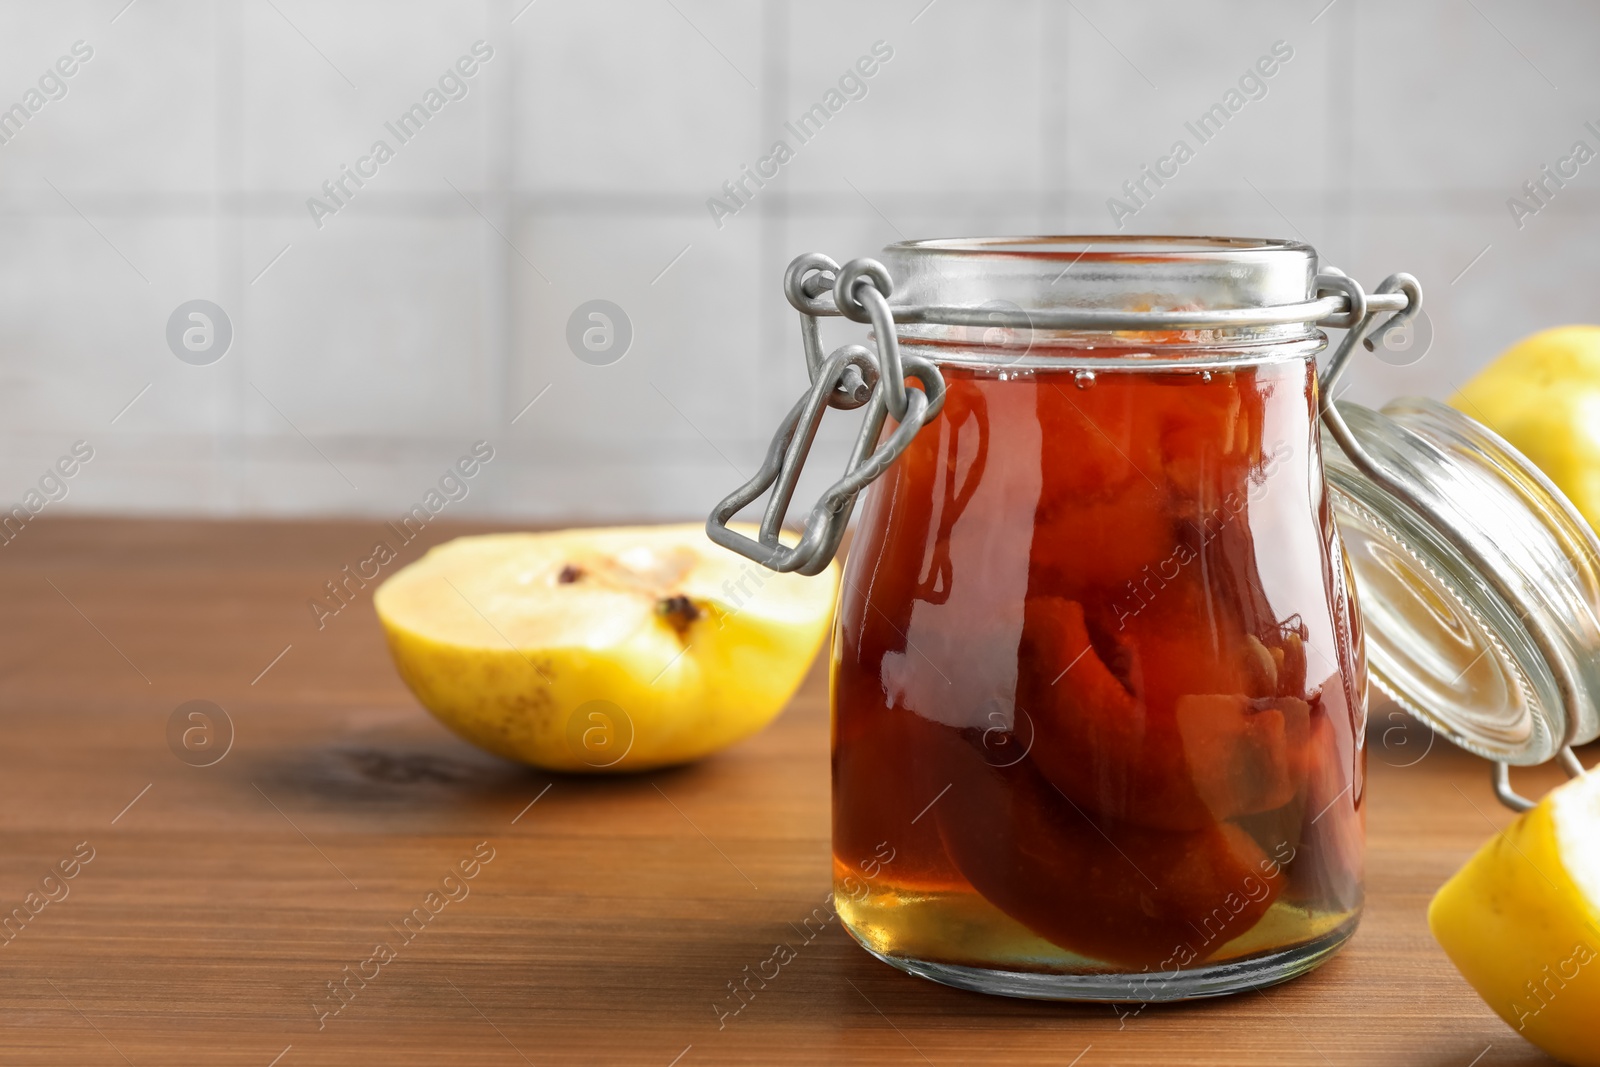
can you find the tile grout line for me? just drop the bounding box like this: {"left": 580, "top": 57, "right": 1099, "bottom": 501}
{"left": 759, "top": 0, "right": 788, "bottom": 453}
{"left": 492, "top": 0, "right": 517, "bottom": 433}
{"left": 219, "top": 0, "right": 247, "bottom": 514}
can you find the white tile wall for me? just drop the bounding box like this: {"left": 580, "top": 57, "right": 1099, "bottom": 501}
{"left": 1, "top": 0, "right": 1597, "bottom": 521}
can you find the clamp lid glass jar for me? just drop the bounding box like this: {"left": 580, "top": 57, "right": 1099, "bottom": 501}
{"left": 707, "top": 235, "right": 1600, "bottom": 1002}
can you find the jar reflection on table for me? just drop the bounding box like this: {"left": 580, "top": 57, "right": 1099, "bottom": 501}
{"left": 831, "top": 348, "right": 1366, "bottom": 995}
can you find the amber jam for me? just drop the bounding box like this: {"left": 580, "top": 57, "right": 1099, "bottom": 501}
{"left": 832, "top": 350, "right": 1366, "bottom": 998}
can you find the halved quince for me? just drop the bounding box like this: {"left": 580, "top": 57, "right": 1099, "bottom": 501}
{"left": 1429, "top": 768, "right": 1600, "bottom": 1065}
{"left": 373, "top": 524, "right": 837, "bottom": 772}
{"left": 1451, "top": 325, "right": 1600, "bottom": 533}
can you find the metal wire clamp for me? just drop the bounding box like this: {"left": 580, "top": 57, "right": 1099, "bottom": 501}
{"left": 705, "top": 255, "right": 946, "bottom": 576}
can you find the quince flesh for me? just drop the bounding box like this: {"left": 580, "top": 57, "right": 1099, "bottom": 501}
{"left": 374, "top": 525, "right": 837, "bottom": 772}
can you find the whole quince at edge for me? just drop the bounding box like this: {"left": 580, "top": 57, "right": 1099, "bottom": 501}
{"left": 1450, "top": 325, "right": 1600, "bottom": 533}
{"left": 374, "top": 524, "right": 838, "bottom": 772}
{"left": 1429, "top": 768, "right": 1600, "bottom": 1066}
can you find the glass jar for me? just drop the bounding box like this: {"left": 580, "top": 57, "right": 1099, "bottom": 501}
{"left": 707, "top": 235, "right": 1600, "bottom": 1002}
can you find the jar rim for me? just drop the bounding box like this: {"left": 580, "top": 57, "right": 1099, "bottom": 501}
{"left": 887, "top": 234, "right": 1316, "bottom": 260}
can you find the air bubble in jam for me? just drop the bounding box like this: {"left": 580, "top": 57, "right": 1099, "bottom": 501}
{"left": 832, "top": 353, "right": 1365, "bottom": 981}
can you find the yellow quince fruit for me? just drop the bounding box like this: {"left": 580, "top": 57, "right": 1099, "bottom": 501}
{"left": 374, "top": 525, "right": 837, "bottom": 772}
{"left": 1451, "top": 325, "right": 1600, "bottom": 532}
{"left": 1428, "top": 769, "right": 1600, "bottom": 1065}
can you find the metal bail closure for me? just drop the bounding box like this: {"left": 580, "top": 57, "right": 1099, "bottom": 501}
{"left": 705, "top": 256, "right": 946, "bottom": 576}
{"left": 1317, "top": 272, "right": 1600, "bottom": 803}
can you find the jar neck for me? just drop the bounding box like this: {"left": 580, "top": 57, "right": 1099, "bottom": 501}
{"left": 892, "top": 330, "right": 1328, "bottom": 371}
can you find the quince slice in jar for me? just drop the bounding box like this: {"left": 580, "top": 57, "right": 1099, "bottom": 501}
{"left": 1019, "top": 596, "right": 1314, "bottom": 832}
{"left": 927, "top": 719, "right": 1286, "bottom": 970}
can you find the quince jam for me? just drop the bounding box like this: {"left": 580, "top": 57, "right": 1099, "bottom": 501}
{"left": 832, "top": 352, "right": 1366, "bottom": 979}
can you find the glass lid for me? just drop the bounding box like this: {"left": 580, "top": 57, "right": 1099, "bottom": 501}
{"left": 1324, "top": 397, "right": 1600, "bottom": 765}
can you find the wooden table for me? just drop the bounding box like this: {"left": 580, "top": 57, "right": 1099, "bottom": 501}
{"left": 0, "top": 518, "right": 1573, "bottom": 1065}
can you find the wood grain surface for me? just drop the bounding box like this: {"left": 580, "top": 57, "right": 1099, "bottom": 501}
{"left": 0, "top": 517, "right": 1575, "bottom": 1066}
